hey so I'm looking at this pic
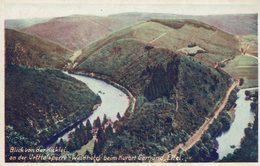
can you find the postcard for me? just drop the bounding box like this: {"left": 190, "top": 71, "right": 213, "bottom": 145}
{"left": 1, "top": 0, "right": 259, "bottom": 165}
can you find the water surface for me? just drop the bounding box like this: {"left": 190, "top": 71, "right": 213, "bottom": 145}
{"left": 216, "top": 87, "right": 257, "bottom": 159}
{"left": 54, "top": 72, "right": 129, "bottom": 143}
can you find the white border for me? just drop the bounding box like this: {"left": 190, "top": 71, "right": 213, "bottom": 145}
{"left": 0, "top": 0, "right": 259, "bottom": 166}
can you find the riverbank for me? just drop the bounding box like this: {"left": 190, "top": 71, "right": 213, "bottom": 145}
{"left": 175, "top": 86, "right": 258, "bottom": 162}
{"left": 157, "top": 80, "right": 239, "bottom": 162}
{"left": 49, "top": 71, "right": 135, "bottom": 147}
{"left": 44, "top": 70, "right": 136, "bottom": 147}
{"left": 44, "top": 110, "right": 93, "bottom": 147}
{"left": 68, "top": 70, "right": 136, "bottom": 115}
{"left": 220, "top": 89, "right": 258, "bottom": 162}
{"left": 216, "top": 87, "right": 258, "bottom": 159}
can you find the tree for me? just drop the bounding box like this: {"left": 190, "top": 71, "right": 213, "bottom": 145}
{"left": 74, "top": 127, "right": 82, "bottom": 149}
{"left": 102, "top": 114, "right": 108, "bottom": 127}
{"left": 84, "top": 120, "right": 93, "bottom": 141}
{"left": 189, "top": 145, "right": 199, "bottom": 159}
{"left": 202, "top": 133, "right": 211, "bottom": 143}
{"left": 85, "top": 150, "right": 91, "bottom": 156}
{"left": 117, "top": 112, "right": 121, "bottom": 120}
{"left": 93, "top": 117, "right": 101, "bottom": 128}
{"left": 79, "top": 122, "right": 88, "bottom": 144}
{"left": 86, "top": 119, "right": 92, "bottom": 131}
{"left": 57, "top": 138, "right": 66, "bottom": 149}
{"left": 67, "top": 139, "right": 77, "bottom": 152}
{"left": 239, "top": 78, "right": 244, "bottom": 86}
{"left": 97, "top": 127, "right": 105, "bottom": 142}
{"left": 245, "top": 90, "right": 251, "bottom": 97}
{"left": 93, "top": 140, "right": 102, "bottom": 155}
{"left": 220, "top": 116, "right": 231, "bottom": 132}
{"left": 251, "top": 102, "right": 258, "bottom": 113}
{"left": 105, "top": 124, "right": 113, "bottom": 138}
{"left": 199, "top": 146, "right": 210, "bottom": 159}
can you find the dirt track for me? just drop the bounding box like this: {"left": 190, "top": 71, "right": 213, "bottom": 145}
{"left": 149, "top": 32, "right": 168, "bottom": 43}
{"left": 156, "top": 79, "right": 239, "bottom": 162}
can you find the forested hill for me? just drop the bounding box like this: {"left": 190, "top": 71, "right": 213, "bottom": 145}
{"left": 70, "top": 20, "right": 233, "bottom": 157}
{"left": 5, "top": 24, "right": 103, "bottom": 155}
{"left": 13, "top": 13, "right": 256, "bottom": 51}
{"left": 74, "top": 19, "right": 238, "bottom": 95}
{"left": 5, "top": 64, "right": 101, "bottom": 146}
{"left": 5, "top": 29, "right": 73, "bottom": 68}
{"left": 100, "top": 54, "right": 231, "bottom": 157}
{"left": 5, "top": 14, "right": 248, "bottom": 161}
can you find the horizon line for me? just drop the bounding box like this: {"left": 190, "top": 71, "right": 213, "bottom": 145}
{"left": 5, "top": 12, "right": 258, "bottom": 20}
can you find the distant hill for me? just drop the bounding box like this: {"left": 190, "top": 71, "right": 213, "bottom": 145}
{"left": 196, "top": 14, "right": 257, "bottom": 36}
{"left": 109, "top": 13, "right": 257, "bottom": 35}
{"left": 75, "top": 19, "right": 240, "bottom": 78}
{"left": 5, "top": 28, "right": 102, "bottom": 150}
{"left": 5, "top": 18, "right": 50, "bottom": 29}
{"left": 5, "top": 29, "right": 73, "bottom": 68}
{"left": 22, "top": 15, "right": 140, "bottom": 50}
{"left": 20, "top": 13, "right": 256, "bottom": 51}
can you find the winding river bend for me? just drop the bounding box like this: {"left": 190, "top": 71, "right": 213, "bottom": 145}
{"left": 53, "top": 72, "right": 130, "bottom": 144}
{"left": 51, "top": 72, "right": 257, "bottom": 160}
{"left": 216, "top": 87, "right": 258, "bottom": 159}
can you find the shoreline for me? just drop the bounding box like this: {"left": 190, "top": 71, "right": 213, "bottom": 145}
{"left": 68, "top": 70, "right": 136, "bottom": 114}
{"left": 44, "top": 70, "right": 136, "bottom": 147}
{"left": 157, "top": 80, "right": 239, "bottom": 162}
{"left": 43, "top": 110, "right": 93, "bottom": 147}
{"left": 216, "top": 87, "right": 258, "bottom": 160}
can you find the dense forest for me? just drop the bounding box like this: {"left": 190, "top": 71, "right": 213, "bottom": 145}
{"left": 92, "top": 56, "right": 230, "bottom": 159}
{"left": 5, "top": 64, "right": 101, "bottom": 161}
{"left": 168, "top": 89, "right": 238, "bottom": 162}
{"left": 5, "top": 13, "right": 258, "bottom": 163}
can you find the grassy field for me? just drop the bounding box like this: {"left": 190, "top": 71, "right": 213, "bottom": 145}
{"left": 74, "top": 137, "right": 95, "bottom": 155}
{"left": 131, "top": 20, "right": 239, "bottom": 65}
{"left": 76, "top": 20, "right": 240, "bottom": 70}
{"left": 224, "top": 55, "right": 258, "bottom": 88}
{"left": 239, "top": 35, "right": 258, "bottom": 56}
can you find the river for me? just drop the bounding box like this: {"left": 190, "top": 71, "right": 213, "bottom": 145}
{"left": 51, "top": 73, "right": 257, "bottom": 159}
{"left": 53, "top": 72, "right": 130, "bottom": 144}
{"left": 216, "top": 87, "right": 258, "bottom": 159}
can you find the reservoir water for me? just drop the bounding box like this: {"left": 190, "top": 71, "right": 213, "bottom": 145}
{"left": 216, "top": 87, "right": 257, "bottom": 159}
{"left": 53, "top": 72, "right": 130, "bottom": 144}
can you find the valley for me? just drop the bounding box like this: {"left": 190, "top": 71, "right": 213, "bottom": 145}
{"left": 4, "top": 12, "right": 258, "bottom": 163}
{"left": 159, "top": 80, "right": 239, "bottom": 162}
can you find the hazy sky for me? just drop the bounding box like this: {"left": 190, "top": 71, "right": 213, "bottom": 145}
{"left": 5, "top": 2, "right": 258, "bottom": 19}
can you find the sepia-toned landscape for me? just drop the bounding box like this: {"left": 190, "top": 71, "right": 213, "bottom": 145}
{"left": 4, "top": 4, "right": 258, "bottom": 163}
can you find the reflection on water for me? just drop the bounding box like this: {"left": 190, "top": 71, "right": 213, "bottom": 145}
{"left": 55, "top": 73, "right": 129, "bottom": 143}
{"left": 216, "top": 88, "right": 257, "bottom": 159}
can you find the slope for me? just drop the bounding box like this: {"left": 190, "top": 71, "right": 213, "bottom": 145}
{"left": 5, "top": 29, "right": 73, "bottom": 68}
{"left": 22, "top": 15, "right": 140, "bottom": 50}
{"left": 75, "top": 19, "right": 240, "bottom": 87}
{"left": 21, "top": 13, "right": 256, "bottom": 51}
{"left": 102, "top": 55, "right": 231, "bottom": 157}
{"left": 109, "top": 13, "right": 257, "bottom": 35}
{"left": 5, "top": 64, "right": 101, "bottom": 146}
{"left": 5, "top": 17, "right": 50, "bottom": 30}
{"left": 71, "top": 20, "right": 233, "bottom": 157}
